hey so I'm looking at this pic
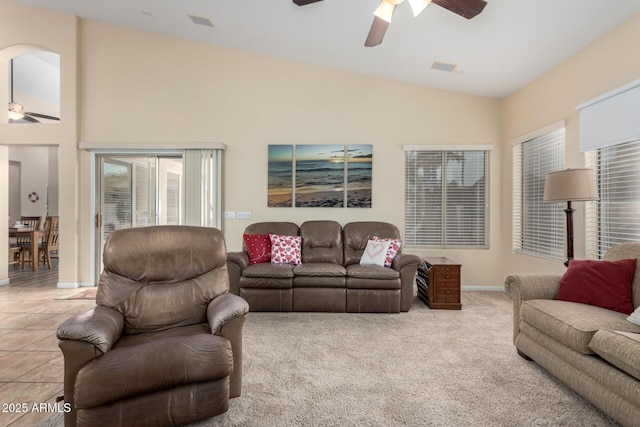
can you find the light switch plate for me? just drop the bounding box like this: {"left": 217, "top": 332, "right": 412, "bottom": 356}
{"left": 223, "top": 211, "right": 236, "bottom": 220}
{"left": 237, "top": 211, "right": 252, "bottom": 220}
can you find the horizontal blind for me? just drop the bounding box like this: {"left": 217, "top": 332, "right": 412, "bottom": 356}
{"left": 405, "top": 150, "right": 487, "bottom": 247}
{"left": 513, "top": 128, "right": 565, "bottom": 259}
{"left": 593, "top": 139, "right": 640, "bottom": 258}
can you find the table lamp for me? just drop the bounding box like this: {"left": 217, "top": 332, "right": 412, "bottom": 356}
{"left": 543, "top": 168, "right": 599, "bottom": 266}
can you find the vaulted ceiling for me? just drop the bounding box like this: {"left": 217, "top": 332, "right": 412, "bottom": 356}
{"left": 8, "top": 0, "right": 640, "bottom": 98}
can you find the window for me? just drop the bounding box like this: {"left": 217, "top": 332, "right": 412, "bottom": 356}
{"left": 585, "top": 139, "right": 640, "bottom": 259}
{"left": 405, "top": 148, "right": 489, "bottom": 248}
{"left": 512, "top": 126, "right": 565, "bottom": 259}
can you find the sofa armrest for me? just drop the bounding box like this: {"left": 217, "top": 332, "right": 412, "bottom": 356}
{"left": 227, "top": 251, "right": 250, "bottom": 295}
{"left": 207, "top": 292, "right": 250, "bottom": 398}
{"left": 392, "top": 253, "right": 421, "bottom": 312}
{"left": 504, "top": 274, "right": 562, "bottom": 344}
{"left": 57, "top": 306, "right": 125, "bottom": 355}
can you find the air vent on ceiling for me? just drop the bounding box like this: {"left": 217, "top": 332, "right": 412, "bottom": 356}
{"left": 188, "top": 14, "right": 214, "bottom": 27}
{"left": 431, "top": 62, "right": 457, "bottom": 72}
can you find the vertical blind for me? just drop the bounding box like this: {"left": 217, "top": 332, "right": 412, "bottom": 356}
{"left": 405, "top": 149, "right": 488, "bottom": 247}
{"left": 585, "top": 139, "right": 640, "bottom": 259}
{"left": 184, "top": 149, "right": 222, "bottom": 228}
{"left": 512, "top": 127, "right": 565, "bottom": 259}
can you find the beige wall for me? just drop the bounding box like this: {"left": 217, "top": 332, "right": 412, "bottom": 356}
{"left": 500, "top": 13, "right": 640, "bottom": 279}
{"left": 0, "top": 0, "right": 79, "bottom": 286}
{"left": 77, "top": 21, "right": 503, "bottom": 287}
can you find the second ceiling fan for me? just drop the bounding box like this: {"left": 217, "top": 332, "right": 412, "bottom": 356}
{"left": 293, "top": 0, "right": 487, "bottom": 47}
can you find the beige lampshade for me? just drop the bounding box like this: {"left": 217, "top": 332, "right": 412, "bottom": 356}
{"left": 543, "top": 168, "right": 599, "bottom": 202}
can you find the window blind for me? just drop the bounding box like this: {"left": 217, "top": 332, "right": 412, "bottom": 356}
{"left": 577, "top": 79, "right": 640, "bottom": 152}
{"left": 405, "top": 149, "right": 488, "bottom": 248}
{"left": 512, "top": 127, "right": 565, "bottom": 259}
{"left": 585, "top": 139, "right": 640, "bottom": 259}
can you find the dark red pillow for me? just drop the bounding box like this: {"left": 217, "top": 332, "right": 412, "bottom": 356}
{"left": 557, "top": 258, "right": 637, "bottom": 314}
{"left": 243, "top": 233, "right": 271, "bottom": 264}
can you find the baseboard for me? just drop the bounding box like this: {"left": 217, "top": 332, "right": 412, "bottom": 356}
{"left": 0, "top": 278, "right": 9, "bottom": 286}
{"left": 57, "top": 282, "right": 79, "bottom": 289}
{"left": 461, "top": 286, "right": 504, "bottom": 292}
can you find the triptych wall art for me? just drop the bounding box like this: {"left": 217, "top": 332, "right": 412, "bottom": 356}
{"left": 268, "top": 144, "right": 372, "bottom": 208}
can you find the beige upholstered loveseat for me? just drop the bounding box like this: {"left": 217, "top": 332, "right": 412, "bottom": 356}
{"left": 505, "top": 243, "right": 640, "bottom": 426}
{"left": 227, "top": 220, "right": 420, "bottom": 313}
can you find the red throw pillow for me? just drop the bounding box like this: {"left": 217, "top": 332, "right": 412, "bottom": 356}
{"left": 556, "top": 258, "right": 637, "bottom": 314}
{"left": 243, "top": 233, "right": 271, "bottom": 264}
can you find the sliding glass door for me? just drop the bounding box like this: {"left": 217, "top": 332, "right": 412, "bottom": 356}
{"left": 95, "top": 154, "right": 184, "bottom": 280}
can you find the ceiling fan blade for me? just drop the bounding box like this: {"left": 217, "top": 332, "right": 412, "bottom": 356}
{"left": 25, "top": 112, "right": 60, "bottom": 121}
{"left": 293, "top": 0, "right": 324, "bottom": 5}
{"left": 19, "top": 115, "right": 40, "bottom": 123}
{"left": 365, "top": 16, "right": 391, "bottom": 47}
{"left": 431, "top": 0, "right": 487, "bottom": 19}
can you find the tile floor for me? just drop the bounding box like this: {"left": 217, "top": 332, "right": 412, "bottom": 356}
{"left": 0, "top": 270, "right": 95, "bottom": 426}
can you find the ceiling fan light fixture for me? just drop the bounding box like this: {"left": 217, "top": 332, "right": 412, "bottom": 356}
{"left": 408, "top": 0, "right": 432, "bottom": 17}
{"left": 8, "top": 102, "right": 23, "bottom": 112}
{"left": 8, "top": 110, "right": 25, "bottom": 121}
{"left": 374, "top": 0, "right": 402, "bottom": 23}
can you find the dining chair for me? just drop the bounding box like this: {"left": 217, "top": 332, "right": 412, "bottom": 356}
{"left": 8, "top": 244, "right": 21, "bottom": 266}
{"left": 18, "top": 216, "right": 43, "bottom": 269}
{"left": 39, "top": 216, "right": 59, "bottom": 269}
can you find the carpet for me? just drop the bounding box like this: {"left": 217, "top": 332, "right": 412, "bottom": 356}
{"left": 56, "top": 287, "right": 97, "bottom": 300}
{"left": 40, "top": 292, "right": 618, "bottom": 426}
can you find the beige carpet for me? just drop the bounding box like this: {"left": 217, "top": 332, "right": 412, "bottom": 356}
{"left": 41, "top": 291, "right": 618, "bottom": 426}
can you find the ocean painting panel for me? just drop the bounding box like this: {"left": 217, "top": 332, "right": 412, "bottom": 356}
{"left": 295, "top": 144, "right": 345, "bottom": 207}
{"left": 347, "top": 145, "right": 372, "bottom": 208}
{"left": 268, "top": 145, "right": 293, "bottom": 207}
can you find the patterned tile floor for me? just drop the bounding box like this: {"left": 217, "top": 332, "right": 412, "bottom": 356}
{"left": 0, "top": 263, "right": 95, "bottom": 426}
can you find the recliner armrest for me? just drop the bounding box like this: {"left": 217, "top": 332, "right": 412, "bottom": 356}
{"left": 207, "top": 292, "right": 250, "bottom": 335}
{"left": 57, "top": 306, "right": 125, "bottom": 355}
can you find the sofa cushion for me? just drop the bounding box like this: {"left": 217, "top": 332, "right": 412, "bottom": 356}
{"left": 242, "top": 262, "right": 294, "bottom": 279}
{"left": 557, "top": 258, "right": 637, "bottom": 315}
{"left": 294, "top": 263, "right": 346, "bottom": 277}
{"left": 520, "top": 299, "right": 639, "bottom": 354}
{"left": 243, "top": 233, "right": 271, "bottom": 264}
{"left": 343, "top": 222, "right": 401, "bottom": 266}
{"left": 347, "top": 264, "right": 400, "bottom": 280}
{"left": 270, "top": 234, "right": 302, "bottom": 265}
{"left": 589, "top": 329, "right": 640, "bottom": 381}
{"left": 300, "top": 221, "right": 343, "bottom": 264}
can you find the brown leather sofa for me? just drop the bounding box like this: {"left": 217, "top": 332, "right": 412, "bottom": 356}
{"left": 57, "top": 226, "right": 249, "bottom": 427}
{"left": 227, "top": 221, "right": 420, "bottom": 313}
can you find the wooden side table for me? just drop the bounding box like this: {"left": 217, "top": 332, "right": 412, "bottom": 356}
{"left": 416, "top": 257, "right": 461, "bottom": 310}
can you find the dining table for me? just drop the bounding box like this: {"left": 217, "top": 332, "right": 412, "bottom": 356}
{"left": 9, "top": 227, "right": 45, "bottom": 272}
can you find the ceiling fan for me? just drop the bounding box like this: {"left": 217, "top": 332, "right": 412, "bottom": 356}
{"left": 8, "top": 59, "right": 60, "bottom": 123}
{"left": 293, "top": 0, "right": 487, "bottom": 47}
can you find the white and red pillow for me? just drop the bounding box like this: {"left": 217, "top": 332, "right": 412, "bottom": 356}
{"left": 360, "top": 239, "right": 392, "bottom": 266}
{"left": 243, "top": 233, "right": 271, "bottom": 264}
{"left": 269, "top": 234, "right": 302, "bottom": 265}
{"left": 372, "top": 236, "right": 402, "bottom": 267}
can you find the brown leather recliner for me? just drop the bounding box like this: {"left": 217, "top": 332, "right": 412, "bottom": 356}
{"left": 57, "top": 226, "right": 249, "bottom": 427}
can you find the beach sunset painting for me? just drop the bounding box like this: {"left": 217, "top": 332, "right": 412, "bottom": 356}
{"left": 268, "top": 145, "right": 293, "bottom": 207}
{"left": 347, "top": 144, "right": 372, "bottom": 208}
{"left": 295, "top": 144, "right": 345, "bottom": 207}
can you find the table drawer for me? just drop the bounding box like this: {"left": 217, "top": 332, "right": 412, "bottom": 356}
{"left": 435, "top": 286, "right": 460, "bottom": 297}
